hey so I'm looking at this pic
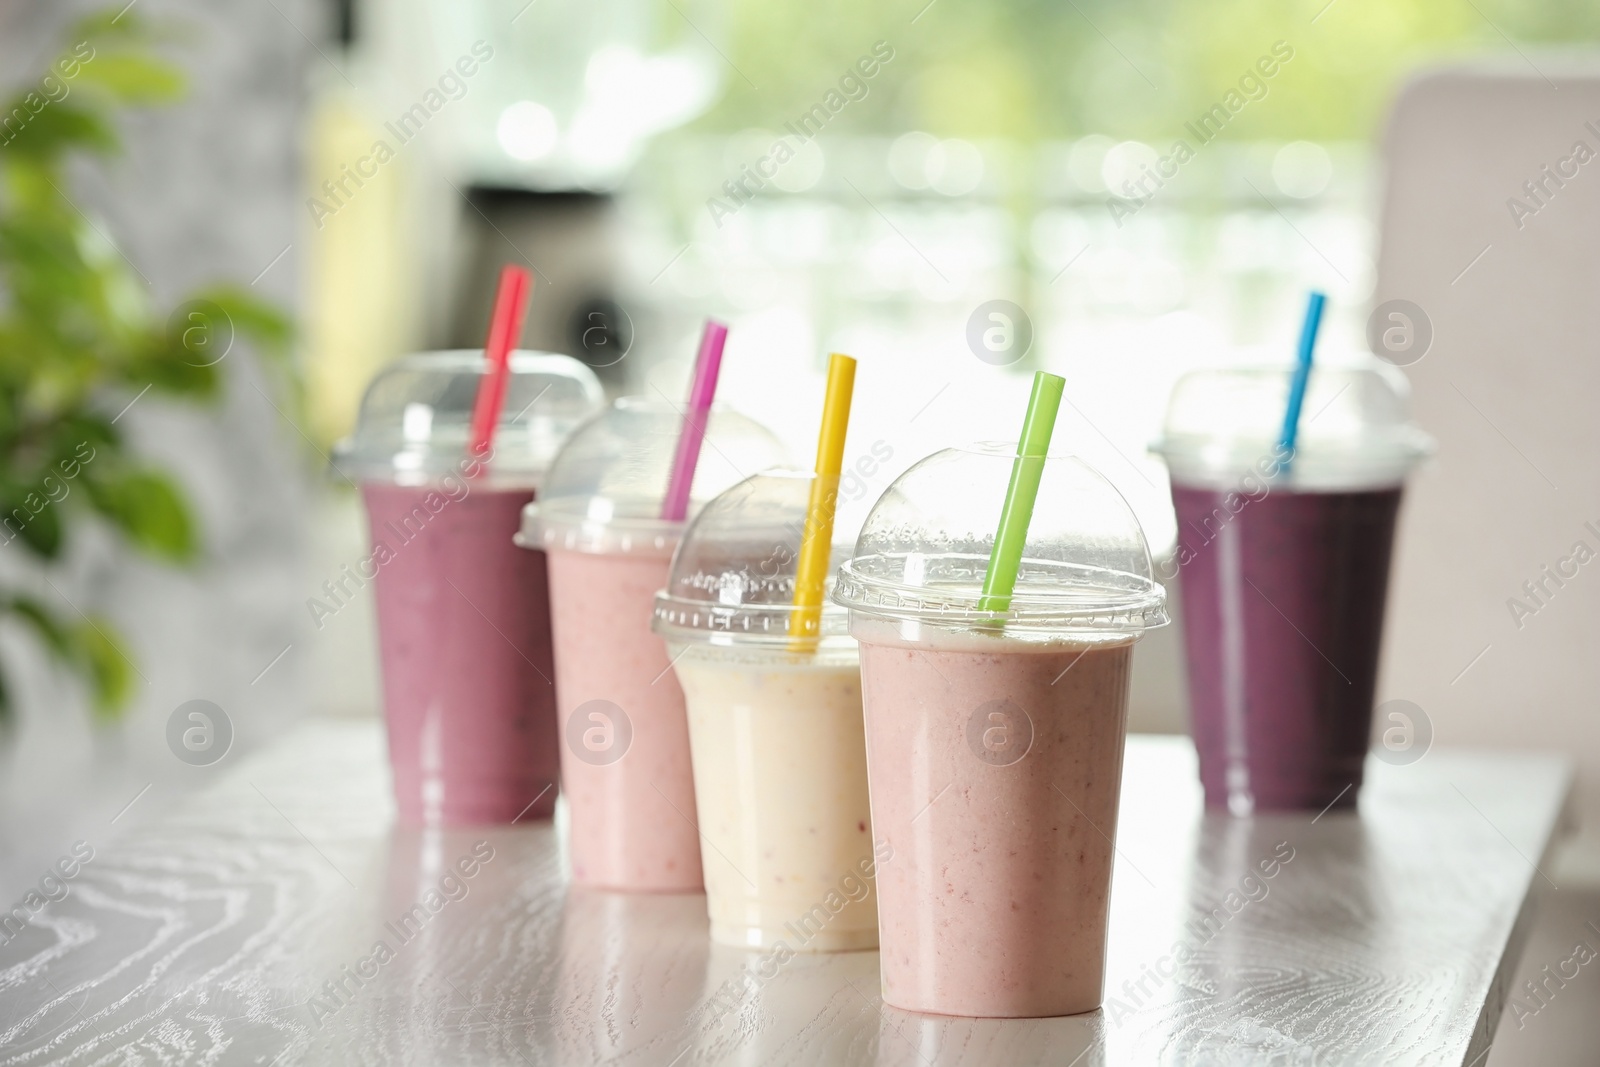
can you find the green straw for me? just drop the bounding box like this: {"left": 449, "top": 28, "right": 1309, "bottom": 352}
{"left": 978, "top": 371, "right": 1066, "bottom": 613}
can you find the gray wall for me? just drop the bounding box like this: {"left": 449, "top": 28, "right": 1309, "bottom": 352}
{"left": 1377, "top": 62, "right": 1600, "bottom": 863}
{"left": 0, "top": 0, "right": 315, "bottom": 903}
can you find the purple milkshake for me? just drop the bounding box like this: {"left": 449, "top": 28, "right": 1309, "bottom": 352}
{"left": 336, "top": 350, "right": 603, "bottom": 826}
{"left": 1155, "top": 361, "right": 1431, "bottom": 813}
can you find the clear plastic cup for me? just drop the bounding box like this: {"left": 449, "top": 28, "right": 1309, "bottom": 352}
{"left": 334, "top": 350, "right": 603, "bottom": 826}
{"left": 518, "top": 397, "right": 789, "bottom": 892}
{"left": 1151, "top": 358, "right": 1432, "bottom": 813}
{"left": 652, "top": 470, "right": 878, "bottom": 952}
{"left": 832, "top": 445, "right": 1168, "bottom": 1018}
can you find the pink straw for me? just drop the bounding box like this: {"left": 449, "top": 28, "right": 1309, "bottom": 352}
{"left": 467, "top": 264, "right": 533, "bottom": 468}
{"left": 660, "top": 320, "right": 728, "bottom": 521}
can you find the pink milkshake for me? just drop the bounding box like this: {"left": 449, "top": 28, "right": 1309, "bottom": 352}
{"left": 520, "top": 397, "right": 789, "bottom": 892}
{"left": 337, "top": 350, "right": 603, "bottom": 826}
{"left": 833, "top": 445, "right": 1168, "bottom": 1017}
{"left": 363, "top": 482, "right": 557, "bottom": 824}
{"left": 545, "top": 543, "right": 696, "bottom": 888}
{"left": 855, "top": 624, "right": 1132, "bottom": 1014}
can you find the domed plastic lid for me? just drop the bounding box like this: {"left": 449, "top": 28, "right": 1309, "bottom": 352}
{"left": 832, "top": 445, "right": 1168, "bottom": 637}
{"left": 334, "top": 350, "right": 603, "bottom": 486}
{"left": 520, "top": 397, "right": 791, "bottom": 554}
{"left": 651, "top": 470, "right": 855, "bottom": 656}
{"left": 1152, "top": 356, "right": 1433, "bottom": 490}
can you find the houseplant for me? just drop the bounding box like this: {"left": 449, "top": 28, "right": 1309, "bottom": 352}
{"left": 0, "top": 8, "right": 292, "bottom": 723}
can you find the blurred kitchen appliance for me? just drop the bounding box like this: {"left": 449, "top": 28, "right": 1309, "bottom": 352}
{"left": 451, "top": 189, "right": 634, "bottom": 390}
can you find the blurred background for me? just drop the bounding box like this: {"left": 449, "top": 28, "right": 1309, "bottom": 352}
{"left": 3, "top": 0, "right": 1599, "bottom": 1057}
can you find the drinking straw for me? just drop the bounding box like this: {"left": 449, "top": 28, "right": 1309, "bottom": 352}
{"left": 660, "top": 320, "right": 728, "bottom": 522}
{"left": 789, "top": 353, "right": 857, "bottom": 646}
{"left": 1275, "top": 290, "right": 1327, "bottom": 470}
{"left": 978, "top": 371, "right": 1067, "bottom": 614}
{"left": 466, "top": 264, "right": 534, "bottom": 468}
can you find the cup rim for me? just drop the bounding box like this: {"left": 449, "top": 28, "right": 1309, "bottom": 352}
{"left": 832, "top": 551, "right": 1168, "bottom": 634}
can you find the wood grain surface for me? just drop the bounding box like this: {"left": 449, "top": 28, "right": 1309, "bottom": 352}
{"left": 0, "top": 722, "right": 1570, "bottom": 1066}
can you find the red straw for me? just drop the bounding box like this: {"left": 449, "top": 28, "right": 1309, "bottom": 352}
{"left": 660, "top": 320, "right": 728, "bottom": 521}
{"left": 467, "top": 264, "right": 534, "bottom": 469}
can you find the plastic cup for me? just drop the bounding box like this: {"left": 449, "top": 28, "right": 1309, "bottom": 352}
{"left": 832, "top": 445, "right": 1169, "bottom": 1018}
{"left": 652, "top": 470, "right": 878, "bottom": 951}
{"left": 1152, "top": 359, "right": 1432, "bottom": 814}
{"left": 335, "top": 350, "right": 603, "bottom": 826}
{"left": 519, "top": 397, "right": 789, "bottom": 892}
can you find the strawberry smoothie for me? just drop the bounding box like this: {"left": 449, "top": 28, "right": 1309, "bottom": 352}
{"left": 833, "top": 443, "right": 1168, "bottom": 1017}
{"left": 855, "top": 624, "right": 1133, "bottom": 1016}
{"left": 364, "top": 482, "right": 560, "bottom": 825}
{"left": 546, "top": 544, "right": 703, "bottom": 891}
{"left": 338, "top": 349, "right": 603, "bottom": 828}
{"left": 522, "top": 396, "right": 790, "bottom": 892}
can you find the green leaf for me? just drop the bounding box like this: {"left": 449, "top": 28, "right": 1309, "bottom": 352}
{"left": 4, "top": 597, "right": 135, "bottom": 723}
{"left": 49, "top": 416, "right": 119, "bottom": 466}
{"left": 0, "top": 491, "right": 64, "bottom": 559}
{"left": 0, "top": 102, "right": 119, "bottom": 160}
{"left": 71, "top": 8, "right": 156, "bottom": 41}
{"left": 71, "top": 6, "right": 190, "bottom": 49}
{"left": 74, "top": 53, "right": 186, "bottom": 104}
{"left": 196, "top": 287, "right": 295, "bottom": 348}
{"left": 9, "top": 595, "right": 76, "bottom": 661}
{"left": 125, "top": 329, "right": 221, "bottom": 400}
{"left": 82, "top": 466, "right": 196, "bottom": 562}
{"left": 73, "top": 616, "right": 133, "bottom": 720}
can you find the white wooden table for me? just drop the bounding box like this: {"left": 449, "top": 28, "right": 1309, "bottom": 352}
{"left": 0, "top": 721, "right": 1570, "bottom": 1066}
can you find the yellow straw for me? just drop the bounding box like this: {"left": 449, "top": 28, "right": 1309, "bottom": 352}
{"left": 789, "top": 353, "right": 857, "bottom": 648}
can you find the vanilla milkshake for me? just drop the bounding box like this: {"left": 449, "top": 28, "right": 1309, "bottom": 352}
{"left": 673, "top": 654, "right": 876, "bottom": 951}
{"left": 653, "top": 469, "right": 878, "bottom": 951}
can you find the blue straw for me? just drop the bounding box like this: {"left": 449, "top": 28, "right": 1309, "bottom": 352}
{"left": 1276, "top": 290, "right": 1326, "bottom": 468}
